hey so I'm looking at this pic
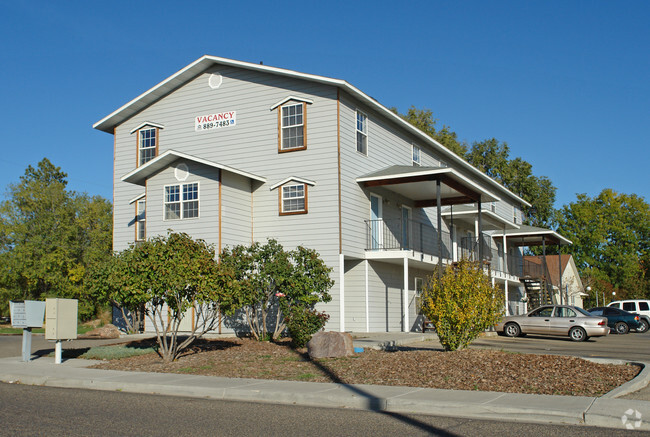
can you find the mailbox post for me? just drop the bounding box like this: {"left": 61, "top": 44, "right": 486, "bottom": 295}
{"left": 45, "top": 298, "right": 78, "bottom": 364}
{"left": 9, "top": 300, "right": 46, "bottom": 362}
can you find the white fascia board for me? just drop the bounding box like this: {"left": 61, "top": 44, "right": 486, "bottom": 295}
{"left": 270, "top": 177, "right": 316, "bottom": 190}
{"left": 94, "top": 54, "right": 529, "bottom": 208}
{"left": 121, "top": 149, "right": 266, "bottom": 185}
{"left": 128, "top": 192, "right": 146, "bottom": 204}
{"left": 356, "top": 168, "right": 501, "bottom": 203}
{"left": 129, "top": 122, "right": 165, "bottom": 134}
{"left": 492, "top": 229, "right": 573, "bottom": 245}
{"left": 269, "top": 96, "right": 314, "bottom": 110}
{"left": 442, "top": 209, "right": 521, "bottom": 229}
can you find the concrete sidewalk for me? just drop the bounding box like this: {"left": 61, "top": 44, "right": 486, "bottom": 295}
{"left": 1, "top": 338, "right": 650, "bottom": 431}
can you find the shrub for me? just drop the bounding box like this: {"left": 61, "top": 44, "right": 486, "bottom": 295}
{"left": 421, "top": 259, "right": 504, "bottom": 351}
{"left": 285, "top": 305, "right": 329, "bottom": 348}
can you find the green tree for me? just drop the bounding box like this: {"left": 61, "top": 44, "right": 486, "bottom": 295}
{"left": 0, "top": 158, "right": 112, "bottom": 319}
{"left": 421, "top": 259, "right": 504, "bottom": 351}
{"left": 90, "top": 232, "right": 242, "bottom": 363}
{"left": 219, "top": 240, "right": 333, "bottom": 342}
{"left": 395, "top": 106, "right": 468, "bottom": 156}
{"left": 556, "top": 189, "right": 650, "bottom": 299}
{"left": 466, "top": 139, "right": 557, "bottom": 227}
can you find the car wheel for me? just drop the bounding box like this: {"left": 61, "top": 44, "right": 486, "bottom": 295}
{"left": 504, "top": 323, "right": 521, "bottom": 338}
{"left": 615, "top": 322, "right": 629, "bottom": 335}
{"left": 569, "top": 327, "right": 587, "bottom": 342}
{"left": 637, "top": 319, "right": 650, "bottom": 333}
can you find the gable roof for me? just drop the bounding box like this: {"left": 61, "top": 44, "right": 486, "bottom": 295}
{"left": 93, "top": 55, "right": 530, "bottom": 208}
{"left": 121, "top": 149, "right": 266, "bottom": 186}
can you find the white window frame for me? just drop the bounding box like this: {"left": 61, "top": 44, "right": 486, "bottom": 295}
{"left": 414, "top": 277, "right": 424, "bottom": 315}
{"left": 280, "top": 183, "right": 307, "bottom": 214}
{"left": 136, "top": 199, "right": 146, "bottom": 241}
{"left": 280, "top": 103, "right": 305, "bottom": 151}
{"left": 513, "top": 205, "right": 519, "bottom": 224}
{"left": 138, "top": 127, "right": 157, "bottom": 166}
{"left": 163, "top": 182, "right": 200, "bottom": 220}
{"left": 412, "top": 144, "right": 421, "bottom": 166}
{"left": 356, "top": 110, "right": 368, "bottom": 156}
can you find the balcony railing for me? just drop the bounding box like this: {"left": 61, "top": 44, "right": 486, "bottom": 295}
{"left": 364, "top": 219, "right": 546, "bottom": 280}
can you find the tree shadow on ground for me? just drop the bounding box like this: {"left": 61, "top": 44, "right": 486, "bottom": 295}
{"left": 275, "top": 341, "right": 461, "bottom": 437}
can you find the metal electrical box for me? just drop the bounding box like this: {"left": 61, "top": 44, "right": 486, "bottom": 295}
{"left": 10, "top": 300, "right": 46, "bottom": 328}
{"left": 45, "top": 298, "right": 78, "bottom": 340}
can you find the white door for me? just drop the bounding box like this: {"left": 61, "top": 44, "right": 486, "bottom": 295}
{"left": 370, "top": 194, "right": 382, "bottom": 250}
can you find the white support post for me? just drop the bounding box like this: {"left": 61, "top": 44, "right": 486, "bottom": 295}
{"left": 339, "top": 253, "right": 345, "bottom": 332}
{"left": 403, "top": 257, "right": 409, "bottom": 332}
{"left": 55, "top": 340, "right": 62, "bottom": 364}
{"left": 365, "top": 260, "right": 369, "bottom": 333}
{"left": 504, "top": 280, "right": 509, "bottom": 316}
{"left": 502, "top": 231, "right": 507, "bottom": 275}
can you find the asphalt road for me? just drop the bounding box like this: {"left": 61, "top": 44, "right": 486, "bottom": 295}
{"left": 0, "top": 383, "right": 639, "bottom": 437}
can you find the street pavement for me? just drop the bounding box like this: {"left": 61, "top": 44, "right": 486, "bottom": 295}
{"left": 0, "top": 331, "right": 649, "bottom": 431}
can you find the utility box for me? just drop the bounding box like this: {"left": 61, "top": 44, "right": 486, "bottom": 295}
{"left": 10, "top": 300, "right": 46, "bottom": 328}
{"left": 45, "top": 298, "right": 78, "bottom": 340}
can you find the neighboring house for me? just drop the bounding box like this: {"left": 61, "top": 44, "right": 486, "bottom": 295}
{"left": 523, "top": 255, "right": 586, "bottom": 308}
{"left": 93, "top": 55, "right": 572, "bottom": 333}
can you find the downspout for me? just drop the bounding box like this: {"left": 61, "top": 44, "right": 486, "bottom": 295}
{"left": 436, "top": 179, "right": 442, "bottom": 282}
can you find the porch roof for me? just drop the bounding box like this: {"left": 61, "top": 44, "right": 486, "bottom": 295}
{"left": 441, "top": 205, "right": 520, "bottom": 231}
{"left": 491, "top": 225, "right": 572, "bottom": 246}
{"left": 356, "top": 165, "right": 501, "bottom": 207}
{"left": 121, "top": 149, "right": 267, "bottom": 186}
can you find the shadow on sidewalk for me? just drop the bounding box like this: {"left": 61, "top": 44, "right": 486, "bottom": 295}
{"left": 283, "top": 344, "right": 461, "bottom": 437}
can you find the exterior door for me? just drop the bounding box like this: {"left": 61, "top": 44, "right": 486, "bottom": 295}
{"left": 370, "top": 194, "right": 382, "bottom": 250}
{"left": 401, "top": 206, "right": 411, "bottom": 250}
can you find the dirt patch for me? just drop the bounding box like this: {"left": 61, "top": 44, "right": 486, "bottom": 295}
{"left": 90, "top": 338, "right": 640, "bottom": 397}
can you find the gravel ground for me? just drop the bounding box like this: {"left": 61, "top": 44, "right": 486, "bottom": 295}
{"left": 91, "top": 337, "right": 640, "bottom": 397}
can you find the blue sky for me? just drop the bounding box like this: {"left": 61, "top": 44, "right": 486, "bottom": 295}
{"left": 1, "top": 1, "right": 648, "bottom": 209}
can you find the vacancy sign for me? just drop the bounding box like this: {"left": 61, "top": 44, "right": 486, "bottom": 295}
{"left": 195, "top": 111, "right": 236, "bottom": 132}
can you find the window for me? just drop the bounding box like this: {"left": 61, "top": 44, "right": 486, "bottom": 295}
{"left": 412, "top": 145, "right": 421, "bottom": 166}
{"left": 640, "top": 302, "right": 649, "bottom": 311}
{"left": 135, "top": 199, "right": 146, "bottom": 241}
{"left": 513, "top": 206, "right": 519, "bottom": 224}
{"left": 414, "top": 277, "right": 424, "bottom": 315}
{"left": 555, "top": 307, "right": 576, "bottom": 318}
{"left": 356, "top": 111, "right": 367, "bottom": 155}
{"left": 164, "top": 182, "right": 199, "bottom": 220}
{"left": 623, "top": 302, "right": 636, "bottom": 312}
{"left": 280, "top": 183, "right": 307, "bottom": 215}
{"left": 138, "top": 127, "right": 158, "bottom": 166}
{"left": 280, "top": 103, "right": 305, "bottom": 151}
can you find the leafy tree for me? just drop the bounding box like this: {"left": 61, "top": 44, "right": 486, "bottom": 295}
{"left": 0, "top": 158, "right": 112, "bottom": 319}
{"left": 393, "top": 107, "right": 557, "bottom": 227}
{"left": 394, "top": 106, "right": 468, "bottom": 156}
{"left": 219, "top": 240, "right": 333, "bottom": 342}
{"left": 556, "top": 189, "right": 650, "bottom": 299}
{"left": 421, "top": 259, "right": 504, "bottom": 351}
{"left": 90, "top": 232, "right": 242, "bottom": 363}
{"left": 466, "top": 139, "right": 557, "bottom": 227}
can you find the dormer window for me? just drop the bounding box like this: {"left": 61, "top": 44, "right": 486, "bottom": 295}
{"left": 270, "top": 176, "right": 316, "bottom": 216}
{"left": 280, "top": 103, "right": 306, "bottom": 151}
{"left": 271, "top": 96, "right": 312, "bottom": 153}
{"left": 131, "top": 122, "right": 164, "bottom": 167}
{"left": 139, "top": 128, "right": 157, "bottom": 166}
{"left": 281, "top": 183, "right": 307, "bottom": 214}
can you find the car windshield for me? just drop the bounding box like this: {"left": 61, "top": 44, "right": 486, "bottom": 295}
{"left": 574, "top": 307, "right": 593, "bottom": 317}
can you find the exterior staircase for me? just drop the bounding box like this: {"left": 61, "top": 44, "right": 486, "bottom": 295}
{"left": 522, "top": 278, "right": 553, "bottom": 309}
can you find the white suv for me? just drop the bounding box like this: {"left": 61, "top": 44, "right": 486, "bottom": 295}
{"left": 608, "top": 300, "right": 650, "bottom": 333}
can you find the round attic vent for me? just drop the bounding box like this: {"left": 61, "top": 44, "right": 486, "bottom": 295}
{"left": 208, "top": 73, "right": 223, "bottom": 89}
{"left": 174, "top": 163, "right": 189, "bottom": 181}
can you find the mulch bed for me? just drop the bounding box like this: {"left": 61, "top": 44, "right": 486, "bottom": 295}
{"left": 90, "top": 338, "right": 641, "bottom": 397}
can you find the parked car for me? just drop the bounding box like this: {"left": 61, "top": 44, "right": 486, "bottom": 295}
{"left": 496, "top": 305, "right": 609, "bottom": 342}
{"left": 587, "top": 307, "right": 641, "bottom": 334}
{"left": 608, "top": 300, "right": 650, "bottom": 333}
